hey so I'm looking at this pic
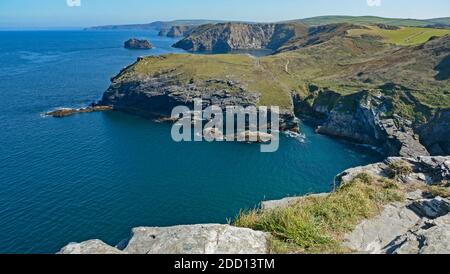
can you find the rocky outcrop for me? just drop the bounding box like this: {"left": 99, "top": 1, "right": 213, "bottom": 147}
{"left": 124, "top": 38, "right": 153, "bottom": 49}
{"left": 101, "top": 75, "right": 261, "bottom": 118}
{"left": 261, "top": 156, "right": 450, "bottom": 254}
{"left": 173, "top": 22, "right": 308, "bottom": 52}
{"left": 344, "top": 192, "right": 450, "bottom": 254}
{"left": 158, "top": 25, "right": 197, "bottom": 37}
{"left": 59, "top": 224, "right": 268, "bottom": 254}
{"left": 383, "top": 213, "right": 450, "bottom": 254}
{"left": 336, "top": 157, "right": 450, "bottom": 253}
{"left": 99, "top": 58, "right": 298, "bottom": 131}
{"left": 335, "top": 156, "right": 450, "bottom": 186}
{"left": 59, "top": 240, "right": 125, "bottom": 254}
{"left": 45, "top": 105, "right": 112, "bottom": 118}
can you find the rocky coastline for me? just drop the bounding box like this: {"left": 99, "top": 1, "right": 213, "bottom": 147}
{"left": 45, "top": 105, "right": 113, "bottom": 118}
{"left": 59, "top": 156, "right": 450, "bottom": 254}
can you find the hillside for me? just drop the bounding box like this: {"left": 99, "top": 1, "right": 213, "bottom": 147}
{"left": 173, "top": 21, "right": 450, "bottom": 52}
{"left": 348, "top": 25, "right": 450, "bottom": 45}
{"left": 298, "top": 15, "right": 450, "bottom": 27}
{"left": 99, "top": 27, "right": 449, "bottom": 156}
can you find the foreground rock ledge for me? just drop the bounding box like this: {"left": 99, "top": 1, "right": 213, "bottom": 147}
{"left": 59, "top": 224, "right": 268, "bottom": 254}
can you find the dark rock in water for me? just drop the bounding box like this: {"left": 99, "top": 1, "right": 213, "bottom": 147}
{"left": 124, "top": 38, "right": 153, "bottom": 50}
{"left": 46, "top": 105, "right": 113, "bottom": 118}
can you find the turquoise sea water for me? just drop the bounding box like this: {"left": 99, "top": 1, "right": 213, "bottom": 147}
{"left": 0, "top": 29, "right": 383, "bottom": 253}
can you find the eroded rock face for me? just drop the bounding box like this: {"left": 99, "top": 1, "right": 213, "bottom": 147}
{"left": 173, "top": 22, "right": 308, "bottom": 52}
{"left": 419, "top": 109, "right": 450, "bottom": 156}
{"left": 159, "top": 25, "right": 197, "bottom": 37}
{"left": 298, "top": 90, "right": 430, "bottom": 158}
{"left": 100, "top": 66, "right": 298, "bottom": 131}
{"left": 59, "top": 225, "right": 268, "bottom": 254}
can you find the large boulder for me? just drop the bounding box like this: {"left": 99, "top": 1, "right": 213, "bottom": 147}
{"left": 59, "top": 224, "right": 268, "bottom": 254}
{"left": 59, "top": 240, "right": 124, "bottom": 254}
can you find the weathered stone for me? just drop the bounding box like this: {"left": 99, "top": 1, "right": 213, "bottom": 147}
{"left": 408, "top": 197, "right": 450, "bottom": 219}
{"left": 343, "top": 203, "right": 422, "bottom": 253}
{"left": 122, "top": 224, "right": 268, "bottom": 254}
{"left": 383, "top": 214, "right": 450, "bottom": 254}
{"left": 58, "top": 240, "right": 124, "bottom": 254}
{"left": 59, "top": 224, "right": 268, "bottom": 254}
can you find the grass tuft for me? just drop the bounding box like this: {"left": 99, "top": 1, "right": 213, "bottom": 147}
{"left": 386, "top": 160, "right": 413, "bottom": 179}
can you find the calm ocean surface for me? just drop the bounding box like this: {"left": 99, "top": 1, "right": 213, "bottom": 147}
{"left": 0, "top": 29, "right": 383, "bottom": 253}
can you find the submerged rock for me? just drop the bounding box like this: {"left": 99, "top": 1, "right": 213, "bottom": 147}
{"left": 46, "top": 105, "right": 113, "bottom": 118}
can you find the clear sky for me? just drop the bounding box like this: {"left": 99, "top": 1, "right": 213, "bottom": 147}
{"left": 0, "top": 0, "right": 449, "bottom": 29}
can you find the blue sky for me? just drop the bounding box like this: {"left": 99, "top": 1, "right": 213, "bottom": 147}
{"left": 0, "top": 0, "right": 449, "bottom": 28}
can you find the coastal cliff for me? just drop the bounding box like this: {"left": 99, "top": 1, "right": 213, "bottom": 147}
{"left": 59, "top": 156, "right": 450, "bottom": 254}
{"left": 173, "top": 22, "right": 309, "bottom": 52}
{"left": 158, "top": 25, "right": 197, "bottom": 37}
{"left": 96, "top": 29, "right": 449, "bottom": 157}
{"left": 99, "top": 54, "right": 299, "bottom": 132}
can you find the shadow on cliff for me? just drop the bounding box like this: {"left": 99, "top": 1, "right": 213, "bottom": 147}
{"left": 435, "top": 55, "right": 450, "bottom": 80}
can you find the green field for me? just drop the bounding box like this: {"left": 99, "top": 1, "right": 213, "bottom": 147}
{"left": 347, "top": 26, "right": 450, "bottom": 46}
{"left": 299, "top": 15, "right": 450, "bottom": 27}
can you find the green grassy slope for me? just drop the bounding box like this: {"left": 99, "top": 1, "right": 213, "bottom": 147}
{"left": 115, "top": 33, "right": 449, "bottom": 121}
{"left": 299, "top": 15, "right": 450, "bottom": 27}
{"left": 348, "top": 26, "right": 450, "bottom": 45}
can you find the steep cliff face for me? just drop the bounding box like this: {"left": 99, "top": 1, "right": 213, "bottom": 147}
{"left": 295, "top": 89, "right": 431, "bottom": 157}
{"left": 419, "top": 109, "right": 450, "bottom": 155}
{"left": 100, "top": 55, "right": 298, "bottom": 131}
{"left": 173, "top": 22, "right": 309, "bottom": 52}
{"left": 99, "top": 31, "right": 449, "bottom": 157}
{"left": 158, "top": 25, "right": 197, "bottom": 37}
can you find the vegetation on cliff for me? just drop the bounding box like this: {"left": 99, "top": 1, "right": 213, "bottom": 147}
{"left": 102, "top": 21, "right": 449, "bottom": 156}
{"left": 234, "top": 173, "right": 405, "bottom": 253}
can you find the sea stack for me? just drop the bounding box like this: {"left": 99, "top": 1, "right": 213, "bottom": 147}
{"left": 124, "top": 38, "right": 153, "bottom": 49}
